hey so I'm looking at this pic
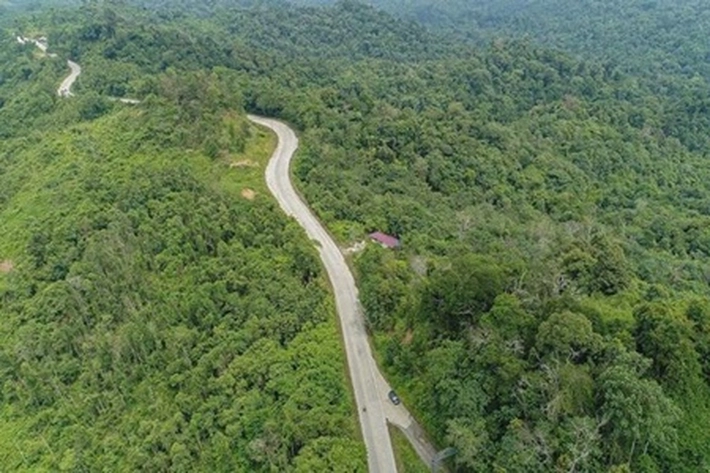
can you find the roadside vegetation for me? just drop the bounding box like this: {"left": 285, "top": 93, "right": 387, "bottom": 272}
{"left": 3, "top": 0, "right": 710, "bottom": 471}
{"left": 0, "top": 15, "right": 364, "bottom": 471}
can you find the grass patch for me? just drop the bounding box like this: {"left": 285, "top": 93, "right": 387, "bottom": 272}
{"left": 389, "top": 424, "right": 430, "bottom": 473}
{"left": 212, "top": 120, "right": 276, "bottom": 196}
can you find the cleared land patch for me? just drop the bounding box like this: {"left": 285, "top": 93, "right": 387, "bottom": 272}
{"left": 0, "top": 260, "right": 14, "bottom": 273}
{"left": 230, "top": 159, "right": 257, "bottom": 168}
{"left": 241, "top": 188, "right": 256, "bottom": 200}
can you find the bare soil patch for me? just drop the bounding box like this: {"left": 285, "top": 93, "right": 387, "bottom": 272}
{"left": 343, "top": 240, "right": 367, "bottom": 255}
{"left": 402, "top": 329, "right": 414, "bottom": 345}
{"left": 241, "top": 188, "right": 256, "bottom": 200}
{"left": 0, "top": 260, "right": 14, "bottom": 273}
{"left": 230, "top": 159, "right": 257, "bottom": 169}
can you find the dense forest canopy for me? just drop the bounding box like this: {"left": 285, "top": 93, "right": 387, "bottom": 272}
{"left": 0, "top": 0, "right": 80, "bottom": 15}
{"left": 292, "top": 0, "right": 710, "bottom": 81}
{"left": 2, "top": 0, "right": 710, "bottom": 471}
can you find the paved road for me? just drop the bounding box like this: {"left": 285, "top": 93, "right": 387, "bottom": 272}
{"left": 249, "top": 115, "right": 438, "bottom": 472}
{"left": 58, "top": 60, "right": 81, "bottom": 97}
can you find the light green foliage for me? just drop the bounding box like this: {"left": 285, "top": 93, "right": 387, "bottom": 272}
{"left": 0, "top": 27, "right": 362, "bottom": 470}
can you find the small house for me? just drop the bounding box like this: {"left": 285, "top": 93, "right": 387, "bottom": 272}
{"left": 369, "top": 232, "right": 401, "bottom": 249}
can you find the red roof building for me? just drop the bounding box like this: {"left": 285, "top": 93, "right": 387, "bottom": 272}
{"left": 369, "top": 232, "right": 401, "bottom": 249}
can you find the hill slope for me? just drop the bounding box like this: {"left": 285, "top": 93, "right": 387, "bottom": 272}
{"left": 0, "top": 28, "right": 364, "bottom": 471}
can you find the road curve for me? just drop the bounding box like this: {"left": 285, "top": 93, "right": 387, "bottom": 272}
{"left": 58, "top": 60, "right": 81, "bottom": 97}
{"left": 249, "top": 115, "right": 399, "bottom": 472}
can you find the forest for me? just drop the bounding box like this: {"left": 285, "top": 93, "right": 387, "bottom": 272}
{"left": 295, "top": 0, "right": 710, "bottom": 81}
{"left": 0, "top": 10, "right": 365, "bottom": 471}
{"left": 2, "top": 0, "right": 710, "bottom": 471}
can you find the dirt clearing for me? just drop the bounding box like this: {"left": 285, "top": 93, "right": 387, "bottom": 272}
{"left": 0, "top": 260, "right": 14, "bottom": 273}
{"left": 343, "top": 240, "right": 367, "bottom": 255}
{"left": 241, "top": 188, "right": 256, "bottom": 200}
{"left": 230, "top": 160, "right": 257, "bottom": 169}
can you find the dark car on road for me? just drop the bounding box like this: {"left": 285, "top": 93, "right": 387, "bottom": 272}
{"left": 388, "top": 390, "right": 401, "bottom": 405}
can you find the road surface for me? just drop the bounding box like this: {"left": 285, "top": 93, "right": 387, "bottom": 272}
{"left": 249, "top": 115, "right": 438, "bottom": 472}
{"left": 58, "top": 60, "right": 81, "bottom": 97}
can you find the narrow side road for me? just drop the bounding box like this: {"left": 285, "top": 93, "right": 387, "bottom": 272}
{"left": 58, "top": 60, "right": 81, "bottom": 97}
{"left": 249, "top": 115, "right": 438, "bottom": 472}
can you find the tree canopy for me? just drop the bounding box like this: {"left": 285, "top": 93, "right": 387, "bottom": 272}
{"left": 3, "top": 0, "right": 710, "bottom": 471}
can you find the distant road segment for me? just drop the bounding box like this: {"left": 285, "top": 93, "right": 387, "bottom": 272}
{"left": 18, "top": 36, "right": 81, "bottom": 97}
{"left": 58, "top": 60, "right": 81, "bottom": 97}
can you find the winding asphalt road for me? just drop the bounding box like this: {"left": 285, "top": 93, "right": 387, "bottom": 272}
{"left": 249, "top": 115, "right": 438, "bottom": 472}
{"left": 58, "top": 60, "right": 81, "bottom": 97}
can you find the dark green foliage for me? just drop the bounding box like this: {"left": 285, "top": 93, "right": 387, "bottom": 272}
{"left": 420, "top": 255, "right": 505, "bottom": 334}
{"left": 4, "top": 0, "right": 710, "bottom": 471}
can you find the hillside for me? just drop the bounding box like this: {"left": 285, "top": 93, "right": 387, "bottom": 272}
{"left": 0, "top": 23, "right": 364, "bottom": 472}
{"left": 3, "top": 1, "right": 710, "bottom": 472}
